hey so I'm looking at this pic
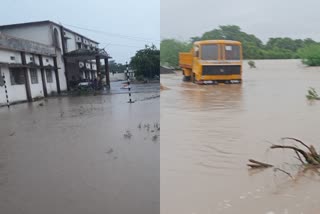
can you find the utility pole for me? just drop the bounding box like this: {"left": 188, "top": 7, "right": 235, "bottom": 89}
{"left": 1, "top": 73, "right": 10, "bottom": 108}
{"left": 126, "top": 62, "right": 134, "bottom": 103}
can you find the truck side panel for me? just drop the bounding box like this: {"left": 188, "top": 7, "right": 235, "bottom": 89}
{"left": 179, "top": 52, "right": 193, "bottom": 69}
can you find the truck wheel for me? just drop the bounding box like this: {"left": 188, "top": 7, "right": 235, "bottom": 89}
{"left": 191, "top": 73, "right": 195, "bottom": 83}
{"left": 183, "top": 76, "right": 191, "bottom": 81}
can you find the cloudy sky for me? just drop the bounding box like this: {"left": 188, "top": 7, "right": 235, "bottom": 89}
{"left": 161, "top": 0, "right": 320, "bottom": 43}
{"left": 0, "top": 0, "right": 160, "bottom": 63}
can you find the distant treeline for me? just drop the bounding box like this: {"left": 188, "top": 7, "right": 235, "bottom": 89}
{"left": 160, "top": 25, "right": 320, "bottom": 67}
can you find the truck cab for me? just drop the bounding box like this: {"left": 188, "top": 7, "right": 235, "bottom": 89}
{"left": 179, "top": 40, "right": 243, "bottom": 84}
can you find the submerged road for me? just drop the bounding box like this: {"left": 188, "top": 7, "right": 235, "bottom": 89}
{"left": 0, "top": 85, "right": 160, "bottom": 214}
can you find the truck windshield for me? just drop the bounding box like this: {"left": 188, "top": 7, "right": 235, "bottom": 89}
{"left": 201, "top": 44, "right": 218, "bottom": 60}
{"left": 225, "top": 45, "right": 240, "bottom": 60}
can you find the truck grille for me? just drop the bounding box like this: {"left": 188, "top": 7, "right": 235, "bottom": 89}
{"left": 202, "top": 65, "right": 241, "bottom": 75}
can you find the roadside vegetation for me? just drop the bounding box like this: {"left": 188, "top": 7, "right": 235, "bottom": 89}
{"left": 298, "top": 44, "right": 320, "bottom": 66}
{"left": 161, "top": 25, "right": 320, "bottom": 67}
{"left": 130, "top": 45, "right": 160, "bottom": 80}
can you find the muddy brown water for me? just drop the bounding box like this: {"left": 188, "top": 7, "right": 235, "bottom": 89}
{"left": 161, "top": 60, "right": 320, "bottom": 214}
{"left": 0, "top": 88, "right": 159, "bottom": 214}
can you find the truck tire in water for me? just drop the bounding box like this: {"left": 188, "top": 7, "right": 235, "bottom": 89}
{"left": 183, "top": 76, "right": 191, "bottom": 82}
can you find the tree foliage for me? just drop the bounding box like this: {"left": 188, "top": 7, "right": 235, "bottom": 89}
{"left": 130, "top": 45, "right": 160, "bottom": 79}
{"left": 298, "top": 44, "right": 320, "bottom": 66}
{"left": 160, "top": 25, "right": 320, "bottom": 67}
{"left": 108, "top": 60, "right": 126, "bottom": 73}
{"left": 160, "top": 39, "right": 191, "bottom": 68}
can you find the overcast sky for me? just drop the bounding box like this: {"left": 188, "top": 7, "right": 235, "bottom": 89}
{"left": 161, "top": 0, "right": 320, "bottom": 43}
{"left": 0, "top": 0, "right": 159, "bottom": 64}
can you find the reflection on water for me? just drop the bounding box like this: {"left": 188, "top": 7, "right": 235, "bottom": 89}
{"left": 161, "top": 60, "right": 320, "bottom": 214}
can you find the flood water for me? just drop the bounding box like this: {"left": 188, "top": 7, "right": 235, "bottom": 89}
{"left": 161, "top": 60, "right": 320, "bottom": 214}
{"left": 0, "top": 83, "right": 159, "bottom": 214}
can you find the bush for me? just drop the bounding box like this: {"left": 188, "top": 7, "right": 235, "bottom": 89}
{"left": 298, "top": 45, "right": 320, "bottom": 66}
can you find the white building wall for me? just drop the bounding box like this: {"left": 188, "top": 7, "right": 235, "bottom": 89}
{"left": 64, "top": 30, "right": 77, "bottom": 52}
{"left": 43, "top": 57, "right": 57, "bottom": 94}
{"left": 0, "top": 66, "right": 27, "bottom": 105}
{"left": 0, "top": 49, "right": 22, "bottom": 64}
{"left": 25, "top": 53, "right": 40, "bottom": 65}
{"left": 28, "top": 68, "right": 44, "bottom": 98}
{"left": 56, "top": 55, "right": 67, "bottom": 91}
{"left": 1, "top": 24, "right": 52, "bottom": 46}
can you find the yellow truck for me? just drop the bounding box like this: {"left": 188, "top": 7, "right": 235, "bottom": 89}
{"left": 179, "top": 40, "right": 243, "bottom": 84}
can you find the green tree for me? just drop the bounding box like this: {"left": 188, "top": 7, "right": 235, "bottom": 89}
{"left": 130, "top": 45, "right": 160, "bottom": 79}
{"left": 160, "top": 25, "right": 320, "bottom": 67}
{"left": 108, "top": 60, "right": 126, "bottom": 73}
{"left": 160, "top": 39, "right": 191, "bottom": 68}
{"left": 298, "top": 44, "right": 320, "bottom": 66}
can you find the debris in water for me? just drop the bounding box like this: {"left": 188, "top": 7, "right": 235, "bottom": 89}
{"left": 144, "top": 123, "right": 150, "bottom": 132}
{"left": 9, "top": 132, "right": 15, "bottom": 136}
{"left": 248, "top": 137, "right": 320, "bottom": 179}
{"left": 38, "top": 102, "right": 44, "bottom": 107}
{"left": 248, "top": 60, "right": 256, "bottom": 68}
{"left": 123, "top": 130, "right": 132, "bottom": 139}
{"left": 152, "top": 135, "right": 158, "bottom": 141}
{"left": 306, "top": 87, "right": 320, "bottom": 100}
{"left": 106, "top": 148, "right": 114, "bottom": 154}
{"left": 247, "top": 159, "right": 273, "bottom": 168}
{"left": 273, "top": 167, "right": 293, "bottom": 179}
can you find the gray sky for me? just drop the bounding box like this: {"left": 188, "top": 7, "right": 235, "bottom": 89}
{"left": 0, "top": 0, "right": 160, "bottom": 64}
{"left": 161, "top": 0, "right": 320, "bottom": 43}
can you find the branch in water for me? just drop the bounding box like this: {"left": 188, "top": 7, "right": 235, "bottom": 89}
{"left": 247, "top": 159, "right": 273, "bottom": 168}
{"left": 274, "top": 167, "right": 294, "bottom": 179}
{"left": 270, "top": 145, "right": 319, "bottom": 165}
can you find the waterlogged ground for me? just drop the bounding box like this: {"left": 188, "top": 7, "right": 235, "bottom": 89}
{"left": 0, "top": 83, "right": 159, "bottom": 214}
{"left": 161, "top": 60, "right": 320, "bottom": 214}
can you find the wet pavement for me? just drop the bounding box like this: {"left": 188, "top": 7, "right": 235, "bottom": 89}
{"left": 161, "top": 60, "right": 320, "bottom": 214}
{"left": 109, "top": 81, "right": 160, "bottom": 94}
{"left": 0, "top": 83, "right": 159, "bottom": 214}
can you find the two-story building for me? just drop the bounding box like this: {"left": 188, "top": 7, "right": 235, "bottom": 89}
{"left": 0, "top": 20, "right": 111, "bottom": 106}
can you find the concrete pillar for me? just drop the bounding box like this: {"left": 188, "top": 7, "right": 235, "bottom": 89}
{"left": 38, "top": 55, "right": 48, "bottom": 97}
{"left": 104, "top": 58, "right": 110, "bottom": 88}
{"left": 53, "top": 57, "right": 61, "bottom": 94}
{"left": 20, "top": 52, "right": 32, "bottom": 102}
{"left": 95, "top": 56, "right": 101, "bottom": 89}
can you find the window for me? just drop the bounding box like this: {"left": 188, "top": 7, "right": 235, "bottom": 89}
{"left": 225, "top": 45, "right": 240, "bottom": 60}
{"left": 193, "top": 46, "right": 199, "bottom": 57}
{"left": 30, "top": 56, "right": 34, "bottom": 62}
{"left": 77, "top": 43, "right": 82, "bottom": 49}
{"left": 201, "top": 44, "right": 219, "bottom": 60}
{"left": 46, "top": 69, "right": 53, "bottom": 83}
{"left": 10, "top": 56, "right": 15, "bottom": 60}
{"left": 10, "top": 68, "right": 25, "bottom": 85}
{"left": 30, "top": 68, "right": 38, "bottom": 84}
{"left": 46, "top": 58, "right": 49, "bottom": 62}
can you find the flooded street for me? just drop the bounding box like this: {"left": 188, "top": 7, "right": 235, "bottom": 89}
{"left": 0, "top": 83, "right": 159, "bottom": 214}
{"left": 161, "top": 60, "right": 320, "bottom": 214}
